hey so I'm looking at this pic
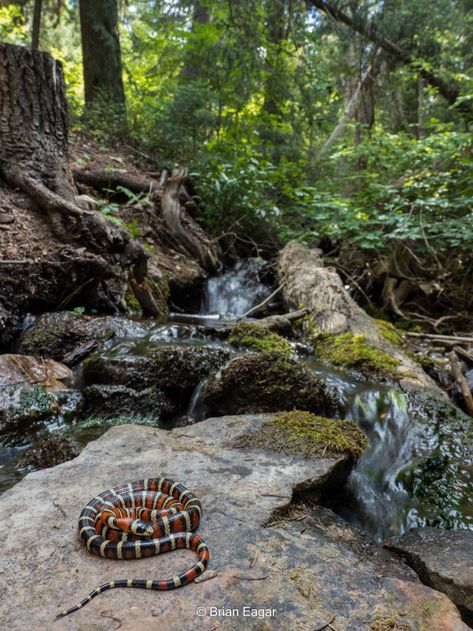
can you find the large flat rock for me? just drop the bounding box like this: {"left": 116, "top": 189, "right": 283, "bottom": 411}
{"left": 0, "top": 415, "right": 468, "bottom": 631}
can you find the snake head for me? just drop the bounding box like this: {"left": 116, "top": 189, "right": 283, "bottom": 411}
{"left": 131, "top": 519, "right": 154, "bottom": 537}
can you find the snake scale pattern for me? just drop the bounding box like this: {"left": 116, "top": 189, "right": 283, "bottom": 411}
{"left": 56, "top": 477, "right": 210, "bottom": 619}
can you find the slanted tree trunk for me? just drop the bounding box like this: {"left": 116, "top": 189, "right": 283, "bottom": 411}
{"left": 319, "top": 53, "right": 379, "bottom": 157}
{"left": 79, "top": 0, "right": 126, "bottom": 112}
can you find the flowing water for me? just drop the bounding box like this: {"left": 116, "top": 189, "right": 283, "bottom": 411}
{"left": 308, "top": 358, "right": 473, "bottom": 541}
{"left": 1, "top": 260, "right": 472, "bottom": 545}
{"left": 201, "top": 259, "right": 271, "bottom": 317}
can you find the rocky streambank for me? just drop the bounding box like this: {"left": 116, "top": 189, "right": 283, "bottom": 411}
{"left": 0, "top": 414, "right": 469, "bottom": 631}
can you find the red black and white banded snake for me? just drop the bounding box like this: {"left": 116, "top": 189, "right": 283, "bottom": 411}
{"left": 56, "top": 477, "right": 210, "bottom": 619}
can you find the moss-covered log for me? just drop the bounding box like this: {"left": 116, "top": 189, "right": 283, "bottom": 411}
{"left": 278, "top": 242, "right": 444, "bottom": 394}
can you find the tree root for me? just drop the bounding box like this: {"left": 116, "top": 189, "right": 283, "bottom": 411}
{"left": 160, "top": 167, "right": 220, "bottom": 272}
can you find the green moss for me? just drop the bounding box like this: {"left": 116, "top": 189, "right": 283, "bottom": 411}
{"left": 374, "top": 319, "right": 405, "bottom": 347}
{"left": 315, "top": 333, "right": 400, "bottom": 379}
{"left": 229, "top": 322, "right": 292, "bottom": 356}
{"left": 240, "top": 410, "right": 368, "bottom": 460}
{"left": 405, "top": 351, "right": 436, "bottom": 370}
{"left": 125, "top": 287, "right": 140, "bottom": 311}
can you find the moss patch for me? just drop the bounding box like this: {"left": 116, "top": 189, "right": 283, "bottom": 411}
{"left": 229, "top": 322, "right": 292, "bottom": 356}
{"left": 239, "top": 410, "right": 368, "bottom": 461}
{"left": 315, "top": 333, "right": 400, "bottom": 379}
{"left": 375, "top": 319, "right": 405, "bottom": 348}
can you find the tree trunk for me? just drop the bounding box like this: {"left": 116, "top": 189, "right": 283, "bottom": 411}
{"left": 319, "top": 53, "right": 379, "bottom": 157}
{"left": 160, "top": 168, "right": 220, "bottom": 273}
{"left": 179, "top": 0, "right": 210, "bottom": 82}
{"left": 263, "top": 0, "right": 287, "bottom": 120}
{"left": 79, "top": 0, "right": 126, "bottom": 111}
{"left": 0, "top": 43, "right": 76, "bottom": 205}
{"left": 31, "top": 0, "right": 42, "bottom": 50}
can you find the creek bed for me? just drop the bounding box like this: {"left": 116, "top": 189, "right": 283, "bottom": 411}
{"left": 1, "top": 260, "right": 472, "bottom": 545}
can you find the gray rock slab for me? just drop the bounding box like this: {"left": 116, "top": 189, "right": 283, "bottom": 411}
{"left": 0, "top": 415, "right": 468, "bottom": 631}
{"left": 386, "top": 527, "right": 473, "bottom": 624}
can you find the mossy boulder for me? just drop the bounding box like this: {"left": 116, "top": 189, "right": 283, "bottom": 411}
{"left": 20, "top": 312, "right": 115, "bottom": 363}
{"left": 238, "top": 410, "right": 368, "bottom": 461}
{"left": 203, "top": 351, "right": 341, "bottom": 416}
{"left": 16, "top": 433, "right": 80, "bottom": 470}
{"left": 82, "top": 384, "right": 175, "bottom": 421}
{"left": 229, "top": 321, "right": 292, "bottom": 355}
{"left": 314, "top": 333, "right": 400, "bottom": 379}
{"left": 83, "top": 345, "right": 230, "bottom": 389}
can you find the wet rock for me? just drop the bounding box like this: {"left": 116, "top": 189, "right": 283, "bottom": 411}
{"left": 0, "top": 353, "right": 72, "bottom": 391}
{"left": 20, "top": 312, "right": 115, "bottom": 364}
{"left": 0, "top": 415, "right": 468, "bottom": 630}
{"left": 204, "top": 351, "right": 340, "bottom": 416}
{"left": 82, "top": 384, "right": 176, "bottom": 421}
{"left": 0, "top": 355, "right": 76, "bottom": 432}
{"left": 16, "top": 433, "right": 80, "bottom": 470}
{"left": 83, "top": 345, "right": 230, "bottom": 389}
{"left": 385, "top": 527, "right": 473, "bottom": 625}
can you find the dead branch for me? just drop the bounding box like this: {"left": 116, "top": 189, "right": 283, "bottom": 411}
{"left": 237, "top": 284, "right": 285, "bottom": 320}
{"left": 453, "top": 346, "right": 473, "bottom": 364}
{"left": 128, "top": 270, "right": 164, "bottom": 319}
{"left": 407, "top": 332, "right": 473, "bottom": 344}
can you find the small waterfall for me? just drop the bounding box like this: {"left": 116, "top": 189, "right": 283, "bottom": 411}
{"left": 340, "top": 389, "right": 415, "bottom": 541}
{"left": 186, "top": 380, "right": 209, "bottom": 423}
{"left": 201, "top": 260, "right": 271, "bottom": 317}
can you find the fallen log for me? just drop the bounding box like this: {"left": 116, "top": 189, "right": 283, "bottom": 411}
{"left": 277, "top": 242, "right": 444, "bottom": 394}
{"left": 73, "top": 168, "right": 160, "bottom": 196}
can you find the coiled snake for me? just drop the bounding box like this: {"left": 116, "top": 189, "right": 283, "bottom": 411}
{"left": 56, "top": 477, "right": 210, "bottom": 619}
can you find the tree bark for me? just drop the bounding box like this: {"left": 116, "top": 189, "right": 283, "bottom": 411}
{"left": 0, "top": 43, "right": 76, "bottom": 204}
{"left": 305, "top": 0, "right": 473, "bottom": 119}
{"left": 79, "top": 0, "right": 126, "bottom": 111}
